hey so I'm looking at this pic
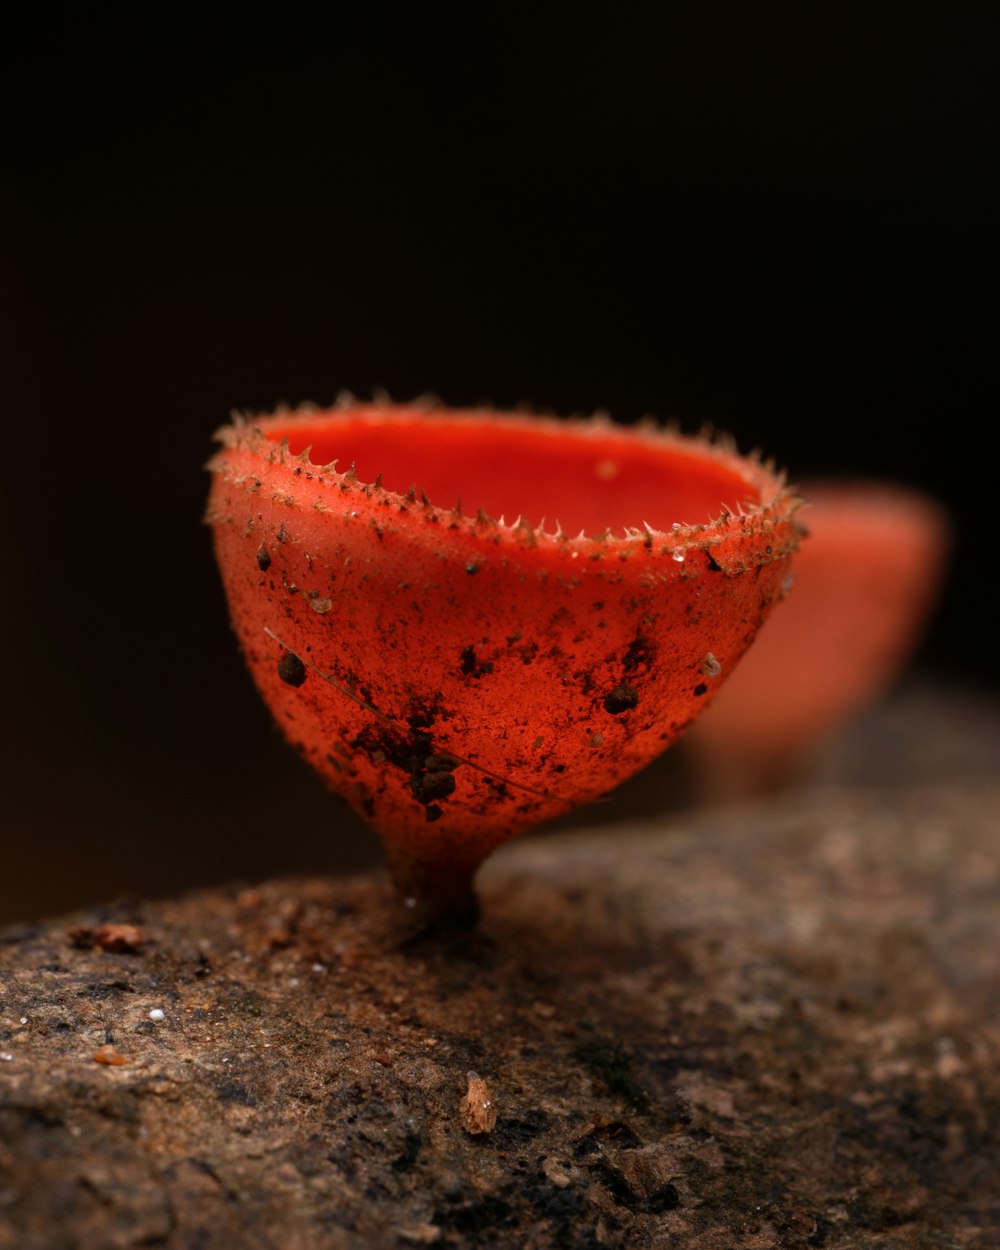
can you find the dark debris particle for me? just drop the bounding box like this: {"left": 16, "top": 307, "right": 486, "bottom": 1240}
{"left": 407, "top": 704, "right": 437, "bottom": 731}
{"left": 694, "top": 682, "right": 708, "bottom": 697}
{"left": 623, "top": 636, "right": 655, "bottom": 674}
{"left": 603, "top": 684, "right": 640, "bottom": 715}
{"left": 256, "top": 547, "right": 272, "bottom": 572}
{"left": 412, "top": 771, "right": 457, "bottom": 804}
{"left": 466, "top": 562, "right": 479, "bottom": 575}
{"left": 460, "top": 645, "right": 494, "bottom": 679}
{"left": 277, "top": 653, "right": 307, "bottom": 687}
{"left": 356, "top": 720, "right": 459, "bottom": 815}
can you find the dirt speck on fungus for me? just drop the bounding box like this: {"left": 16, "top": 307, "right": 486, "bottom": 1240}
{"left": 355, "top": 722, "right": 459, "bottom": 814}
{"left": 277, "top": 653, "right": 307, "bottom": 687}
{"left": 622, "top": 636, "right": 655, "bottom": 675}
{"left": 603, "top": 684, "right": 640, "bottom": 715}
{"left": 700, "top": 651, "right": 722, "bottom": 678}
{"left": 459, "top": 646, "right": 494, "bottom": 679}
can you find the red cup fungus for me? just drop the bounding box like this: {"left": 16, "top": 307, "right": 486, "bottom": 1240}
{"left": 683, "top": 479, "right": 951, "bottom": 795}
{"left": 206, "top": 400, "right": 803, "bottom": 919}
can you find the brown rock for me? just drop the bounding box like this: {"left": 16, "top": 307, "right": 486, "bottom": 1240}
{"left": 0, "top": 684, "right": 998, "bottom": 1249}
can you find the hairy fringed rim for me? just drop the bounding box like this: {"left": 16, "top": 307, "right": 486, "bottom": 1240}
{"left": 210, "top": 397, "right": 802, "bottom": 556}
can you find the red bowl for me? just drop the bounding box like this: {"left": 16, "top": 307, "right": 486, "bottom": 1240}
{"left": 207, "top": 401, "right": 802, "bottom": 915}
{"left": 683, "top": 479, "right": 951, "bottom": 795}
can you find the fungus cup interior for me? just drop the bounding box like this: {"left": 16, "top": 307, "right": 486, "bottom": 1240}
{"left": 264, "top": 409, "right": 763, "bottom": 536}
{"left": 207, "top": 402, "right": 802, "bottom": 923}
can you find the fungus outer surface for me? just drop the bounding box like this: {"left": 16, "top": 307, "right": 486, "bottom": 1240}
{"left": 207, "top": 401, "right": 803, "bottom": 913}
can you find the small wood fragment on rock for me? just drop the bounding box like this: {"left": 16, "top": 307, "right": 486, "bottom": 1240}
{"left": 541, "top": 1157, "right": 573, "bottom": 1188}
{"left": 68, "top": 923, "right": 145, "bottom": 953}
{"left": 91, "top": 1044, "right": 127, "bottom": 1066}
{"left": 460, "top": 1071, "right": 497, "bottom": 1134}
{"left": 396, "top": 1224, "right": 441, "bottom": 1245}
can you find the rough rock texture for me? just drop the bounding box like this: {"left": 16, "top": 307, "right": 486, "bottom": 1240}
{"left": 2, "top": 686, "right": 999, "bottom": 1249}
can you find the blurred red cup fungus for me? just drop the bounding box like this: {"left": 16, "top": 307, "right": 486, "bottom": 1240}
{"left": 683, "top": 479, "right": 951, "bottom": 796}
{"left": 206, "top": 401, "right": 803, "bottom": 920}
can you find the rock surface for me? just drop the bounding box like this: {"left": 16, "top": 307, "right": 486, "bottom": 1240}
{"left": 2, "top": 685, "right": 999, "bottom": 1249}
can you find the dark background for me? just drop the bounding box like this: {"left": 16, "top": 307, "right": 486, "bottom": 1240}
{"left": 3, "top": 8, "right": 995, "bottom": 924}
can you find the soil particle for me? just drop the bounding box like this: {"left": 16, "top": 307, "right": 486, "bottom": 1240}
{"left": 622, "top": 636, "right": 655, "bottom": 675}
{"left": 459, "top": 645, "right": 494, "bottom": 679}
{"left": 256, "top": 547, "right": 272, "bottom": 572}
{"left": 277, "top": 652, "right": 307, "bottom": 687}
{"left": 413, "top": 771, "right": 457, "bottom": 804}
{"left": 356, "top": 719, "right": 459, "bottom": 813}
{"left": 425, "top": 755, "right": 458, "bottom": 773}
{"left": 308, "top": 592, "right": 333, "bottom": 614}
{"left": 407, "top": 703, "right": 439, "bottom": 731}
{"left": 700, "top": 651, "right": 722, "bottom": 678}
{"left": 603, "top": 684, "right": 640, "bottom": 715}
